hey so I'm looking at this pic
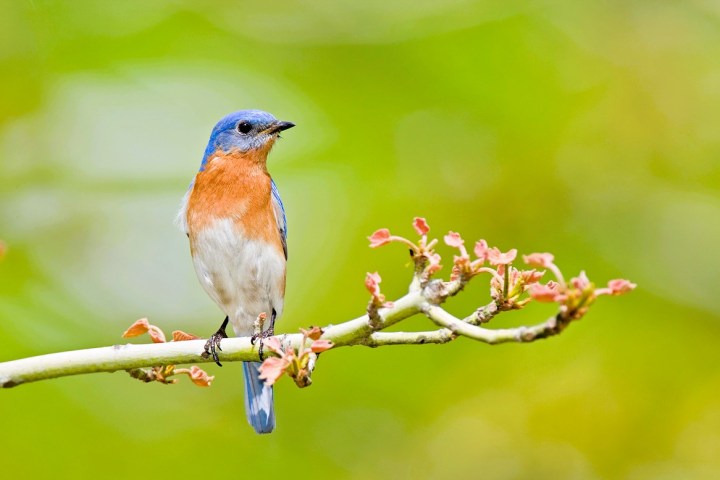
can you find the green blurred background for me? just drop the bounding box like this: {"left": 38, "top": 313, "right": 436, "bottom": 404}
{"left": 2, "top": 1, "right": 719, "bottom": 478}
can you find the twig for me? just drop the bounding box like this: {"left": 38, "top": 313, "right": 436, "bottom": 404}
{"left": 422, "top": 304, "right": 570, "bottom": 345}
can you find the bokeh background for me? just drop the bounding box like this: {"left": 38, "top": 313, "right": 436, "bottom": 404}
{"left": 2, "top": 1, "right": 719, "bottom": 478}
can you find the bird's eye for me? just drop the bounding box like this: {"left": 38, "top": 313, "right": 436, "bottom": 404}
{"left": 237, "top": 121, "right": 252, "bottom": 134}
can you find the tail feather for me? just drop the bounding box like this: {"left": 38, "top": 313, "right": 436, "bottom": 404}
{"left": 242, "top": 361, "right": 275, "bottom": 434}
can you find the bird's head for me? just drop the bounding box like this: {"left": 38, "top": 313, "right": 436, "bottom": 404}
{"left": 201, "top": 110, "right": 295, "bottom": 168}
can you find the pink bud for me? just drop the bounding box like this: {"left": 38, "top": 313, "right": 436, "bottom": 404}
{"left": 413, "top": 217, "right": 430, "bottom": 236}
{"left": 522, "top": 252, "right": 555, "bottom": 269}
{"left": 258, "top": 357, "right": 290, "bottom": 386}
{"left": 368, "top": 229, "right": 392, "bottom": 248}
{"left": 607, "top": 279, "right": 636, "bottom": 295}
{"left": 488, "top": 247, "right": 518, "bottom": 266}
{"left": 186, "top": 366, "right": 214, "bottom": 387}
{"left": 571, "top": 271, "right": 591, "bottom": 290}
{"left": 427, "top": 253, "right": 443, "bottom": 275}
{"left": 444, "top": 231, "right": 465, "bottom": 248}
{"left": 263, "top": 337, "right": 284, "bottom": 355}
{"left": 450, "top": 265, "right": 461, "bottom": 281}
{"left": 301, "top": 326, "right": 323, "bottom": 341}
{"left": 310, "top": 339, "right": 333, "bottom": 353}
{"left": 530, "top": 281, "right": 562, "bottom": 302}
{"left": 364, "top": 271, "right": 382, "bottom": 295}
{"left": 283, "top": 345, "right": 297, "bottom": 362}
{"left": 521, "top": 269, "right": 545, "bottom": 284}
{"left": 474, "top": 240, "right": 489, "bottom": 261}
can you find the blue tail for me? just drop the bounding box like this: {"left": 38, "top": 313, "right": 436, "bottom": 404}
{"left": 242, "top": 361, "right": 275, "bottom": 434}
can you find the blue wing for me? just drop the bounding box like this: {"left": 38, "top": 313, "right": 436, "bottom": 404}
{"left": 270, "top": 179, "right": 288, "bottom": 259}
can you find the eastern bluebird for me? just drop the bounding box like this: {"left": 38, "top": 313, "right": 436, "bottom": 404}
{"left": 177, "top": 110, "right": 294, "bottom": 434}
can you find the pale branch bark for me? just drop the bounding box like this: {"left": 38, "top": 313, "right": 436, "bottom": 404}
{"left": 362, "top": 330, "right": 456, "bottom": 346}
{"left": 0, "top": 284, "right": 579, "bottom": 388}
{"left": 422, "top": 304, "right": 569, "bottom": 344}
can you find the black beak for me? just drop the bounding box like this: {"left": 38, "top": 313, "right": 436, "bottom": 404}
{"left": 269, "top": 121, "right": 295, "bottom": 134}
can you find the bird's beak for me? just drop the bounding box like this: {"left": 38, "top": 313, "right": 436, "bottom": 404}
{"left": 265, "top": 121, "right": 296, "bottom": 134}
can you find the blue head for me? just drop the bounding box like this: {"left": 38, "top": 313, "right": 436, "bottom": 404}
{"left": 200, "top": 110, "right": 295, "bottom": 170}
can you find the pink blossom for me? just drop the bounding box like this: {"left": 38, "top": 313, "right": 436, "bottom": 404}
{"left": 450, "top": 265, "right": 461, "bottom": 281}
{"left": 364, "top": 271, "right": 382, "bottom": 295}
{"left": 530, "top": 281, "right": 562, "bottom": 302}
{"left": 488, "top": 247, "right": 518, "bottom": 266}
{"left": 521, "top": 269, "right": 545, "bottom": 284}
{"left": 185, "top": 366, "right": 214, "bottom": 387}
{"left": 453, "top": 254, "right": 470, "bottom": 269}
{"left": 311, "top": 339, "right": 333, "bottom": 353}
{"left": 522, "top": 252, "right": 555, "bottom": 269}
{"left": 263, "top": 337, "right": 284, "bottom": 355}
{"left": 413, "top": 217, "right": 430, "bottom": 236}
{"left": 474, "top": 240, "right": 489, "bottom": 262}
{"left": 365, "top": 271, "right": 386, "bottom": 304}
{"left": 258, "top": 357, "right": 290, "bottom": 386}
{"left": 606, "top": 279, "right": 636, "bottom": 295}
{"left": 300, "top": 326, "right": 323, "bottom": 341}
{"left": 368, "top": 229, "right": 392, "bottom": 248}
{"left": 426, "top": 253, "right": 443, "bottom": 275}
{"left": 571, "top": 271, "right": 591, "bottom": 290}
{"left": 444, "top": 231, "right": 464, "bottom": 248}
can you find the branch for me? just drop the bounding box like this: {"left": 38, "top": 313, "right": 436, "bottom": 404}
{"left": 422, "top": 304, "right": 569, "bottom": 344}
{"left": 363, "top": 330, "right": 456, "bottom": 346}
{"left": 0, "top": 217, "right": 635, "bottom": 389}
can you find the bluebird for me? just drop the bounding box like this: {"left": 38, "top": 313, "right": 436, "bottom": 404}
{"left": 177, "top": 110, "right": 294, "bottom": 434}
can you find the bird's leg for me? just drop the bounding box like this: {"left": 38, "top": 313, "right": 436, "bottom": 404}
{"left": 202, "top": 316, "right": 229, "bottom": 367}
{"left": 251, "top": 309, "right": 277, "bottom": 361}
{"left": 268, "top": 308, "right": 277, "bottom": 337}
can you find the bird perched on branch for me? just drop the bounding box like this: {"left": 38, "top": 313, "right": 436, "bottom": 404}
{"left": 177, "top": 110, "right": 294, "bottom": 434}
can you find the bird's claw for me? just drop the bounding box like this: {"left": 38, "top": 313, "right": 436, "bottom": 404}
{"left": 202, "top": 317, "right": 229, "bottom": 367}
{"left": 251, "top": 326, "right": 275, "bottom": 361}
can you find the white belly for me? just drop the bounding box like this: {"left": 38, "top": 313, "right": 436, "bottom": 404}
{"left": 191, "top": 218, "right": 285, "bottom": 336}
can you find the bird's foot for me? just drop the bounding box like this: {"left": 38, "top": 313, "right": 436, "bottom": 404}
{"left": 202, "top": 316, "right": 229, "bottom": 367}
{"left": 251, "top": 312, "right": 274, "bottom": 361}
{"left": 251, "top": 328, "right": 275, "bottom": 361}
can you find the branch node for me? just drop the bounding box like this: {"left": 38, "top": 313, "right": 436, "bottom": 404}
{"left": 474, "top": 302, "right": 499, "bottom": 324}
{"left": 367, "top": 300, "right": 382, "bottom": 329}
{"left": 422, "top": 279, "right": 447, "bottom": 304}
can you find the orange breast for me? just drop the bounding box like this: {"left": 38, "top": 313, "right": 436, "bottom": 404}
{"left": 186, "top": 149, "right": 284, "bottom": 257}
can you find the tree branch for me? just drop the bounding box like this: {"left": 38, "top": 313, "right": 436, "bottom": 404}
{"left": 0, "top": 217, "right": 635, "bottom": 389}
{"left": 362, "top": 330, "right": 456, "bottom": 346}
{"left": 0, "top": 293, "right": 558, "bottom": 388}
{"left": 422, "top": 304, "right": 569, "bottom": 345}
